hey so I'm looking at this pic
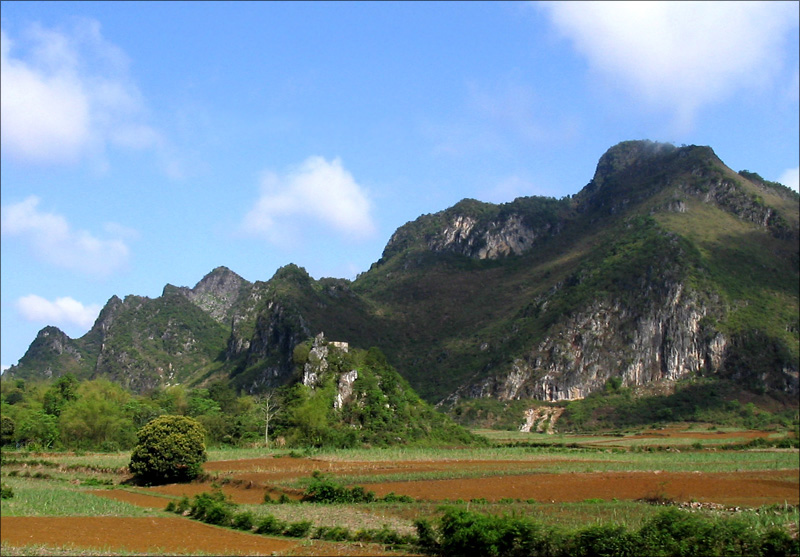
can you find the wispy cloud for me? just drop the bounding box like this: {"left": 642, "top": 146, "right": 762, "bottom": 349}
{"left": 16, "top": 294, "right": 102, "bottom": 329}
{"left": 1, "top": 20, "right": 176, "bottom": 172}
{"left": 1, "top": 196, "right": 132, "bottom": 277}
{"left": 539, "top": 1, "right": 799, "bottom": 131}
{"left": 428, "top": 77, "right": 579, "bottom": 158}
{"left": 242, "top": 156, "right": 376, "bottom": 244}
{"left": 779, "top": 167, "right": 799, "bottom": 192}
{"left": 480, "top": 175, "right": 537, "bottom": 204}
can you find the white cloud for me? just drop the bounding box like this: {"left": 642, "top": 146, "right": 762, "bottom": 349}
{"left": 0, "top": 20, "right": 165, "bottom": 166}
{"left": 17, "top": 294, "right": 102, "bottom": 329}
{"left": 242, "top": 156, "right": 376, "bottom": 243}
{"left": 539, "top": 1, "right": 799, "bottom": 131}
{"left": 779, "top": 167, "right": 799, "bottom": 192}
{"left": 1, "top": 196, "right": 131, "bottom": 277}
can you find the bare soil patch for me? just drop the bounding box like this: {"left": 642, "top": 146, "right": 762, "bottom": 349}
{"left": 0, "top": 516, "right": 298, "bottom": 555}
{"left": 366, "top": 469, "right": 799, "bottom": 507}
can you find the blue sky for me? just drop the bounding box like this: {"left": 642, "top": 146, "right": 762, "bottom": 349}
{"left": 2, "top": 1, "right": 798, "bottom": 371}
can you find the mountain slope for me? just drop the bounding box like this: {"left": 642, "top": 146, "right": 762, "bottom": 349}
{"left": 7, "top": 141, "right": 798, "bottom": 406}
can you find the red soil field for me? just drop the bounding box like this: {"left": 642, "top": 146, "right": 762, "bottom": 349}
{"left": 4, "top": 438, "right": 796, "bottom": 555}
{"left": 132, "top": 456, "right": 800, "bottom": 508}
{"left": 1, "top": 516, "right": 410, "bottom": 556}
{"left": 367, "top": 469, "right": 799, "bottom": 507}
{"left": 0, "top": 516, "right": 299, "bottom": 555}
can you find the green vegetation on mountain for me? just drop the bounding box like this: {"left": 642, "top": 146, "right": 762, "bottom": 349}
{"left": 0, "top": 336, "right": 479, "bottom": 450}
{"left": 282, "top": 337, "right": 480, "bottom": 448}
{"left": 4, "top": 140, "right": 798, "bottom": 435}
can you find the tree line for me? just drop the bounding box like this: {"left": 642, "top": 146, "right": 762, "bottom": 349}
{"left": 1, "top": 374, "right": 272, "bottom": 451}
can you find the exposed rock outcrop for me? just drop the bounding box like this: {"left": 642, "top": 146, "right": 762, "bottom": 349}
{"left": 167, "top": 266, "right": 250, "bottom": 324}
{"left": 427, "top": 213, "right": 554, "bottom": 259}
{"left": 239, "top": 300, "right": 311, "bottom": 389}
{"left": 454, "top": 281, "right": 729, "bottom": 402}
{"left": 519, "top": 406, "right": 564, "bottom": 434}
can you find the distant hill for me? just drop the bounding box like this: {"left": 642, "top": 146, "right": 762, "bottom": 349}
{"left": 7, "top": 140, "right": 798, "bottom": 412}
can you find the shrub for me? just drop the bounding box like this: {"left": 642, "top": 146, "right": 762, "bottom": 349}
{"left": 174, "top": 496, "right": 190, "bottom": 514}
{"left": 284, "top": 520, "right": 312, "bottom": 538}
{"left": 573, "top": 523, "right": 638, "bottom": 557}
{"left": 417, "top": 506, "right": 797, "bottom": 557}
{"left": 436, "top": 507, "right": 557, "bottom": 557}
{"left": 188, "top": 490, "right": 233, "bottom": 525}
{"left": 369, "top": 525, "right": 409, "bottom": 545}
{"left": 314, "top": 525, "right": 351, "bottom": 541}
{"left": 255, "top": 515, "right": 287, "bottom": 535}
{"left": 0, "top": 484, "right": 13, "bottom": 499}
{"left": 382, "top": 491, "right": 415, "bottom": 503}
{"left": 300, "top": 471, "right": 414, "bottom": 504}
{"left": 301, "top": 471, "right": 376, "bottom": 503}
{"left": 129, "top": 415, "right": 207, "bottom": 485}
{"left": 633, "top": 507, "right": 779, "bottom": 557}
{"left": 759, "top": 527, "right": 798, "bottom": 557}
{"left": 232, "top": 511, "right": 255, "bottom": 531}
{"left": 415, "top": 518, "right": 440, "bottom": 552}
{"left": 277, "top": 493, "right": 293, "bottom": 504}
{"left": 203, "top": 501, "right": 233, "bottom": 526}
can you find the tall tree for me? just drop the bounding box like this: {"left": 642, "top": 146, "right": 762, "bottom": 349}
{"left": 255, "top": 390, "right": 281, "bottom": 448}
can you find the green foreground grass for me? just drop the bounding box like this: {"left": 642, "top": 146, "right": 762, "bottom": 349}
{"left": 0, "top": 477, "right": 166, "bottom": 518}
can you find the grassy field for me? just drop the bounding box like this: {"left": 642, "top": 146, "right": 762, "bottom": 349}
{"left": 2, "top": 426, "right": 798, "bottom": 556}
{"left": 0, "top": 477, "right": 160, "bottom": 517}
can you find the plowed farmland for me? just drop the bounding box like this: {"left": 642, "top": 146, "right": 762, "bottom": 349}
{"left": 146, "top": 455, "right": 800, "bottom": 507}
{"left": 0, "top": 517, "right": 299, "bottom": 556}
{"left": 2, "top": 428, "right": 797, "bottom": 556}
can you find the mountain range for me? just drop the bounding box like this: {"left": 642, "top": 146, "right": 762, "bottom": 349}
{"left": 7, "top": 140, "right": 799, "bottom": 408}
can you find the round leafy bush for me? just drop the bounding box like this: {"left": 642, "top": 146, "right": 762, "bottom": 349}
{"left": 129, "top": 415, "right": 207, "bottom": 485}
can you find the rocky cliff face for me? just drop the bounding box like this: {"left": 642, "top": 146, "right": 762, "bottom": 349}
{"left": 457, "top": 281, "right": 728, "bottom": 402}
{"left": 382, "top": 196, "right": 567, "bottom": 264}
{"left": 301, "top": 333, "right": 357, "bottom": 410}
{"left": 168, "top": 266, "right": 250, "bottom": 324}
{"left": 426, "top": 213, "right": 554, "bottom": 260}
{"left": 237, "top": 299, "right": 311, "bottom": 389}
